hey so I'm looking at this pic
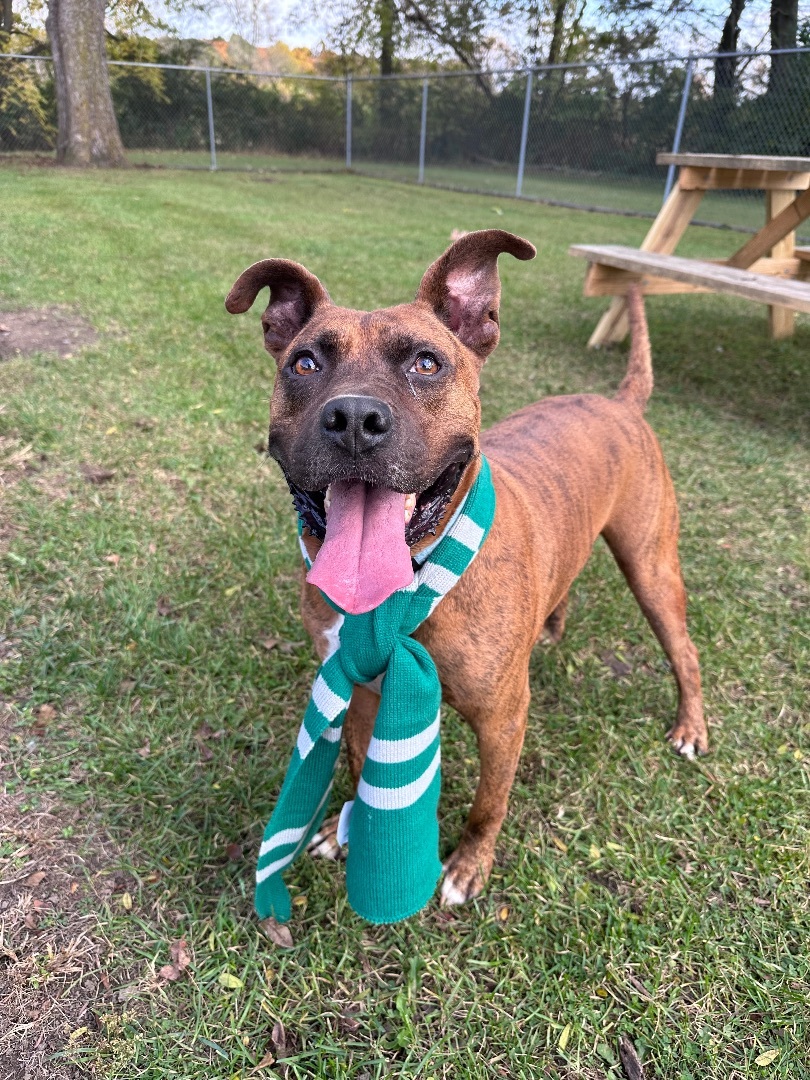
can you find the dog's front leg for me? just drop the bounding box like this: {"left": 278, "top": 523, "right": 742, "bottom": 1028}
{"left": 440, "top": 675, "right": 530, "bottom": 907}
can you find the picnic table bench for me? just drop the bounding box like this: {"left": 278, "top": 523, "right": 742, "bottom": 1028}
{"left": 570, "top": 153, "right": 810, "bottom": 345}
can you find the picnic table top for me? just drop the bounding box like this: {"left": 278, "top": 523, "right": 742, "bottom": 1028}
{"left": 656, "top": 152, "right": 810, "bottom": 172}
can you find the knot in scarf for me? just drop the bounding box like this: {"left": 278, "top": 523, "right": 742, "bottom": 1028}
{"left": 255, "top": 457, "right": 496, "bottom": 924}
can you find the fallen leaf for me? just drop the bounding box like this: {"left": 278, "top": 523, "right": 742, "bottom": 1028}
{"left": 120, "top": 891, "right": 133, "bottom": 910}
{"left": 68, "top": 1027, "right": 88, "bottom": 1043}
{"left": 136, "top": 741, "right": 151, "bottom": 759}
{"left": 601, "top": 650, "right": 633, "bottom": 678}
{"left": 224, "top": 585, "right": 242, "bottom": 597}
{"left": 70, "top": 881, "right": 79, "bottom": 894}
{"left": 337, "top": 1012, "right": 361, "bottom": 1035}
{"left": 260, "top": 917, "right": 294, "bottom": 949}
{"left": 32, "top": 898, "right": 46, "bottom": 912}
{"left": 618, "top": 1034, "right": 645, "bottom": 1080}
{"left": 24, "top": 871, "right": 46, "bottom": 888}
{"left": 225, "top": 842, "right": 242, "bottom": 862}
{"left": 259, "top": 637, "right": 280, "bottom": 651}
{"left": 105, "top": 426, "right": 118, "bottom": 435}
{"left": 271, "top": 1020, "right": 287, "bottom": 1057}
{"left": 0, "top": 323, "right": 10, "bottom": 333}
{"left": 497, "top": 905, "right": 509, "bottom": 922}
{"left": 218, "top": 971, "right": 243, "bottom": 990}
{"left": 159, "top": 938, "right": 192, "bottom": 982}
{"left": 156, "top": 595, "right": 174, "bottom": 617}
{"left": 105, "top": 553, "right": 121, "bottom": 565}
{"left": 34, "top": 703, "right": 57, "bottom": 723}
{"left": 170, "top": 938, "right": 192, "bottom": 970}
{"left": 80, "top": 464, "right": 116, "bottom": 484}
{"left": 99, "top": 971, "right": 111, "bottom": 990}
{"left": 558, "top": 1023, "right": 571, "bottom": 1051}
{"left": 589, "top": 844, "right": 601, "bottom": 860}
{"left": 255, "top": 1052, "right": 275, "bottom": 1068}
{"left": 755, "top": 1049, "right": 780, "bottom": 1067}
{"left": 24, "top": 913, "right": 38, "bottom": 930}
{"left": 550, "top": 834, "right": 568, "bottom": 854}
{"left": 119, "top": 679, "right": 136, "bottom": 694}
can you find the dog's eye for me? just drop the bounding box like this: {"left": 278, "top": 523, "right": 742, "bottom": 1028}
{"left": 292, "top": 353, "right": 319, "bottom": 376}
{"left": 409, "top": 353, "right": 440, "bottom": 376}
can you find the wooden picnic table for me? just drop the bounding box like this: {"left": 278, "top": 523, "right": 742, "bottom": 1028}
{"left": 570, "top": 152, "right": 810, "bottom": 345}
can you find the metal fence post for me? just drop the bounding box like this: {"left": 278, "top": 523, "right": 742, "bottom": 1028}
{"left": 205, "top": 68, "right": 217, "bottom": 171}
{"left": 663, "top": 56, "right": 694, "bottom": 201}
{"left": 346, "top": 76, "right": 353, "bottom": 170}
{"left": 418, "top": 79, "right": 429, "bottom": 184}
{"left": 516, "top": 68, "right": 533, "bottom": 198}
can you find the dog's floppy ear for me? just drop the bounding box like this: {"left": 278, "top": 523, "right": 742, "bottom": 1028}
{"left": 416, "top": 230, "right": 535, "bottom": 361}
{"left": 225, "top": 259, "right": 330, "bottom": 359}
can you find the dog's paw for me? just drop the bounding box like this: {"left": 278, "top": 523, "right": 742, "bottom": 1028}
{"left": 307, "top": 814, "right": 343, "bottom": 860}
{"left": 440, "top": 846, "right": 492, "bottom": 907}
{"left": 666, "top": 719, "right": 709, "bottom": 760}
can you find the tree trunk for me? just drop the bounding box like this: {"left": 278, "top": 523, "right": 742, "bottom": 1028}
{"left": 45, "top": 0, "right": 126, "bottom": 166}
{"left": 714, "top": 0, "right": 747, "bottom": 98}
{"left": 1, "top": 0, "right": 13, "bottom": 37}
{"left": 377, "top": 0, "right": 396, "bottom": 77}
{"left": 546, "top": 0, "right": 568, "bottom": 66}
{"left": 769, "top": 0, "right": 798, "bottom": 95}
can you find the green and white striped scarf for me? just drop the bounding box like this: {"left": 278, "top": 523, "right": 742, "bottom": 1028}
{"left": 255, "top": 457, "right": 496, "bottom": 925}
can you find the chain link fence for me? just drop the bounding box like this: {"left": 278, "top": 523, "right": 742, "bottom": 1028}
{"left": 2, "top": 48, "right": 810, "bottom": 232}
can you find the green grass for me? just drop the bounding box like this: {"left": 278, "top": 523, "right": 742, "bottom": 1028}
{"left": 1, "top": 165, "right": 809, "bottom": 1079}
{"left": 10, "top": 146, "right": 785, "bottom": 233}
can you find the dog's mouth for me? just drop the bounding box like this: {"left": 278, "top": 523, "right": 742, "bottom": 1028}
{"left": 286, "top": 458, "right": 470, "bottom": 615}
{"left": 288, "top": 458, "right": 468, "bottom": 546}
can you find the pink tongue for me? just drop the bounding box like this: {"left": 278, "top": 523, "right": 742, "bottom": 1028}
{"left": 306, "top": 481, "right": 414, "bottom": 614}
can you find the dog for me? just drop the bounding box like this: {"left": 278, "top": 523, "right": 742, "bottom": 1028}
{"left": 226, "top": 229, "right": 707, "bottom": 907}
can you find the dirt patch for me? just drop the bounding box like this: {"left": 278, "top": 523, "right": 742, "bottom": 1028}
{"left": 0, "top": 308, "right": 96, "bottom": 362}
{"left": 0, "top": 708, "right": 125, "bottom": 1078}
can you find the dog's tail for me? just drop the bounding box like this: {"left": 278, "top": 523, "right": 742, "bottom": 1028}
{"left": 614, "top": 285, "right": 653, "bottom": 412}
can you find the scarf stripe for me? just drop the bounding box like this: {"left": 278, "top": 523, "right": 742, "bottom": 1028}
{"left": 255, "top": 457, "right": 496, "bottom": 924}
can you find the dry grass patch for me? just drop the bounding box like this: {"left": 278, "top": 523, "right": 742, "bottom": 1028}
{"left": 0, "top": 709, "right": 125, "bottom": 1078}
{"left": 0, "top": 308, "right": 96, "bottom": 363}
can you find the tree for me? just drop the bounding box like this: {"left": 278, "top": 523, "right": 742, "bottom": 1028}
{"left": 714, "top": 0, "right": 747, "bottom": 99}
{"left": 1, "top": 0, "right": 12, "bottom": 39}
{"left": 769, "top": 0, "right": 798, "bottom": 93}
{"left": 46, "top": 0, "right": 126, "bottom": 165}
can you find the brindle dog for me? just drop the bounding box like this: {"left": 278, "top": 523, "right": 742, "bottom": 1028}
{"left": 226, "top": 230, "right": 706, "bottom": 907}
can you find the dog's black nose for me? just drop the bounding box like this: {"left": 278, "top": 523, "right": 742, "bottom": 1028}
{"left": 320, "top": 395, "right": 393, "bottom": 455}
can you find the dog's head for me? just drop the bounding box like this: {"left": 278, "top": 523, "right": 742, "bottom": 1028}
{"left": 226, "top": 229, "right": 535, "bottom": 612}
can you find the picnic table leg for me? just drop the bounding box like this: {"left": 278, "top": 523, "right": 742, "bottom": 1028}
{"left": 766, "top": 190, "right": 796, "bottom": 339}
{"left": 588, "top": 185, "right": 704, "bottom": 348}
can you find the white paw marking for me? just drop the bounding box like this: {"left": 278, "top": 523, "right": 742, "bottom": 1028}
{"left": 440, "top": 876, "right": 468, "bottom": 907}
{"left": 670, "top": 734, "right": 697, "bottom": 760}
{"left": 315, "top": 837, "right": 341, "bottom": 860}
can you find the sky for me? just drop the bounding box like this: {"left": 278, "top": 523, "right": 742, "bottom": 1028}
{"left": 148, "top": 0, "right": 785, "bottom": 57}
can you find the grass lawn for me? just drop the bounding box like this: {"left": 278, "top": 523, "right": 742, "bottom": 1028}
{"left": 0, "top": 164, "right": 808, "bottom": 1079}
{"left": 13, "top": 148, "right": 788, "bottom": 235}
